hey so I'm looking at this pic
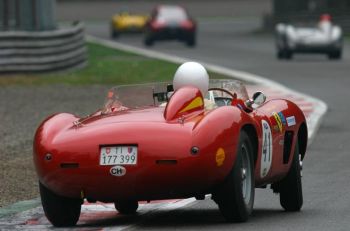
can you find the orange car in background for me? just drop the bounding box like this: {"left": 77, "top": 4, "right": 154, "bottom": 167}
{"left": 110, "top": 11, "right": 148, "bottom": 38}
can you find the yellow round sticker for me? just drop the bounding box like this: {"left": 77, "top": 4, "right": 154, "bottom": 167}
{"left": 216, "top": 148, "right": 225, "bottom": 167}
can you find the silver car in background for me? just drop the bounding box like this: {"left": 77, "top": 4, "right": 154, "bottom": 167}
{"left": 275, "top": 14, "right": 343, "bottom": 60}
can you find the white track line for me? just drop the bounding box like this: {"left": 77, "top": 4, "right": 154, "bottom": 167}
{"left": 87, "top": 35, "right": 327, "bottom": 144}
{"left": 0, "top": 198, "right": 197, "bottom": 230}
{"left": 104, "top": 198, "right": 197, "bottom": 231}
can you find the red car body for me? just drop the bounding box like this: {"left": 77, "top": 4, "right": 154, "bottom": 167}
{"left": 144, "top": 5, "right": 196, "bottom": 47}
{"left": 33, "top": 80, "right": 307, "bottom": 226}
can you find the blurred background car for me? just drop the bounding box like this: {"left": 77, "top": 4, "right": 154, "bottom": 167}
{"left": 275, "top": 14, "right": 343, "bottom": 60}
{"left": 110, "top": 11, "right": 148, "bottom": 38}
{"left": 144, "top": 5, "right": 196, "bottom": 47}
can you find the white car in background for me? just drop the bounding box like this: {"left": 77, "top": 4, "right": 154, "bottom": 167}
{"left": 275, "top": 14, "right": 343, "bottom": 60}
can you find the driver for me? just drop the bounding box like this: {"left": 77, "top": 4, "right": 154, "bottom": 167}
{"left": 318, "top": 14, "right": 332, "bottom": 33}
{"left": 173, "top": 62, "right": 216, "bottom": 110}
{"left": 173, "top": 61, "right": 209, "bottom": 97}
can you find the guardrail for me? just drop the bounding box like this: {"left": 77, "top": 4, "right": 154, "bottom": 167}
{"left": 0, "top": 22, "right": 87, "bottom": 73}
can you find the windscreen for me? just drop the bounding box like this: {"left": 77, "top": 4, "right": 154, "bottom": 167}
{"left": 102, "top": 83, "right": 170, "bottom": 114}
{"left": 102, "top": 80, "right": 249, "bottom": 113}
{"left": 209, "top": 79, "right": 249, "bottom": 101}
{"left": 157, "top": 6, "right": 188, "bottom": 22}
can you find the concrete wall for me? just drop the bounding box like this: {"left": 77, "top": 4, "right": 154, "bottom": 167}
{"left": 0, "top": 0, "right": 56, "bottom": 31}
{"left": 0, "top": 22, "right": 86, "bottom": 72}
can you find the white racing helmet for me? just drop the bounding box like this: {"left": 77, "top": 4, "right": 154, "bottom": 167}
{"left": 173, "top": 62, "right": 209, "bottom": 97}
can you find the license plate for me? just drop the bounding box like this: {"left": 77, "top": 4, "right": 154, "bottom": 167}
{"left": 100, "top": 146, "right": 137, "bottom": 165}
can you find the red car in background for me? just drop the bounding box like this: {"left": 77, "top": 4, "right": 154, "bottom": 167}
{"left": 144, "top": 5, "right": 196, "bottom": 47}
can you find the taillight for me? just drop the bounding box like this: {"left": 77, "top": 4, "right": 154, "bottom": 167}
{"left": 151, "top": 21, "right": 165, "bottom": 29}
{"left": 180, "top": 20, "right": 194, "bottom": 30}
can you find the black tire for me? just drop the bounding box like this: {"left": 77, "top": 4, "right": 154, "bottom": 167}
{"left": 279, "top": 140, "right": 303, "bottom": 211}
{"left": 144, "top": 36, "right": 154, "bottom": 46}
{"left": 114, "top": 200, "right": 138, "bottom": 215}
{"left": 284, "top": 50, "right": 293, "bottom": 60}
{"left": 277, "top": 49, "right": 292, "bottom": 60}
{"left": 111, "top": 30, "right": 119, "bottom": 39}
{"left": 277, "top": 50, "right": 284, "bottom": 59}
{"left": 186, "top": 35, "right": 196, "bottom": 47}
{"left": 328, "top": 50, "right": 342, "bottom": 60}
{"left": 39, "top": 182, "right": 82, "bottom": 227}
{"left": 213, "top": 131, "right": 255, "bottom": 222}
{"left": 111, "top": 23, "right": 119, "bottom": 39}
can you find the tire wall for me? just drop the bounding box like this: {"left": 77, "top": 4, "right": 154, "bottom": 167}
{"left": 0, "top": 22, "right": 87, "bottom": 73}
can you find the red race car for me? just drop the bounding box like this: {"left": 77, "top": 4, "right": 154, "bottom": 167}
{"left": 144, "top": 5, "right": 196, "bottom": 47}
{"left": 33, "top": 62, "right": 307, "bottom": 227}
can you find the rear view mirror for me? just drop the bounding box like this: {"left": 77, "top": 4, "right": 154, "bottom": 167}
{"left": 252, "top": 92, "right": 266, "bottom": 106}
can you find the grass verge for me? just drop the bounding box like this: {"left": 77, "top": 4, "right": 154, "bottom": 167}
{"left": 0, "top": 42, "right": 227, "bottom": 86}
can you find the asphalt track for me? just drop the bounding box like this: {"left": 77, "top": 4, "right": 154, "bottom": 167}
{"left": 83, "top": 19, "right": 350, "bottom": 231}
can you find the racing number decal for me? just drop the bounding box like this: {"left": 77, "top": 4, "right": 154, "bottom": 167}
{"left": 261, "top": 120, "right": 273, "bottom": 178}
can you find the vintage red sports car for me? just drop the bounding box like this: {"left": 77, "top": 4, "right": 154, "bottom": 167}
{"left": 33, "top": 79, "right": 307, "bottom": 227}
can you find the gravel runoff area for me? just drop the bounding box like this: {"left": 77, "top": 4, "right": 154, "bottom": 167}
{"left": 0, "top": 85, "right": 110, "bottom": 207}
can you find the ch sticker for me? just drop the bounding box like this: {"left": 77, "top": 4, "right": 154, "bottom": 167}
{"left": 110, "top": 165, "right": 126, "bottom": 177}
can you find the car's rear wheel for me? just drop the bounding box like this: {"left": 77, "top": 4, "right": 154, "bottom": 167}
{"left": 114, "top": 200, "right": 138, "bottom": 214}
{"left": 39, "top": 182, "right": 82, "bottom": 227}
{"left": 213, "top": 131, "right": 255, "bottom": 222}
{"left": 277, "top": 50, "right": 285, "bottom": 59}
{"left": 278, "top": 140, "right": 303, "bottom": 211}
{"left": 144, "top": 35, "right": 154, "bottom": 46}
{"left": 277, "top": 49, "right": 293, "bottom": 60}
{"left": 284, "top": 50, "right": 293, "bottom": 60}
{"left": 111, "top": 30, "right": 119, "bottom": 39}
{"left": 328, "top": 50, "right": 342, "bottom": 60}
{"left": 186, "top": 35, "right": 196, "bottom": 47}
{"left": 111, "top": 23, "right": 119, "bottom": 39}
